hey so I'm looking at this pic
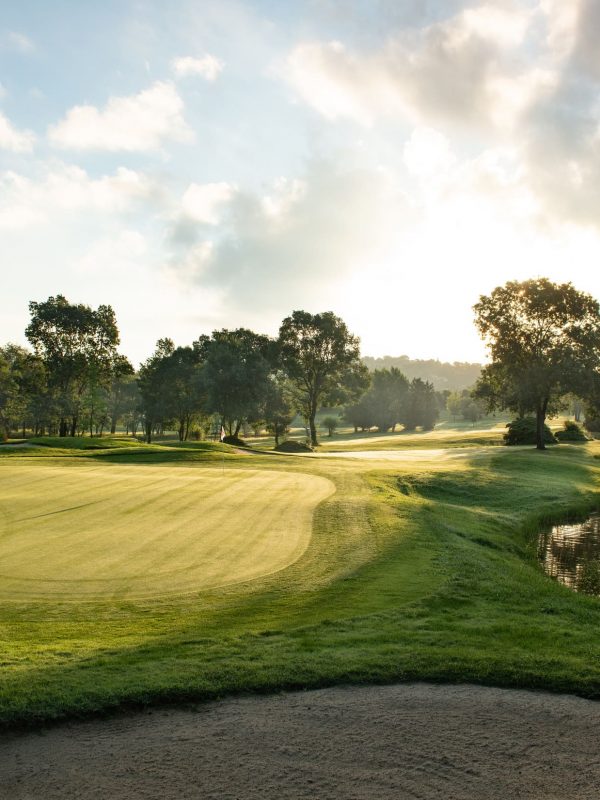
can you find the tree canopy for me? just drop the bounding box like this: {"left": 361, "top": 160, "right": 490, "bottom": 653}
{"left": 25, "top": 295, "right": 120, "bottom": 437}
{"left": 474, "top": 278, "right": 600, "bottom": 449}
{"left": 278, "top": 310, "right": 368, "bottom": 445}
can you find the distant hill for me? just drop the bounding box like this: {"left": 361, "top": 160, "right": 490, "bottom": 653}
{"left": 362, "top": 355, "right": 482, "bottom": 391}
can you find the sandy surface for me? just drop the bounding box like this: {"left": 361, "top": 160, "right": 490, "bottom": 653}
{"left": 2, "top": 683, "right": 599, "bottom": 799}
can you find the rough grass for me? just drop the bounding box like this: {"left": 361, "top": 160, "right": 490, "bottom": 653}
{"left": 0, "top": 436, "right": 599, "bottom": 729}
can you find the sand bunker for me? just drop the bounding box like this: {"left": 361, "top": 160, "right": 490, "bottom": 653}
{"left": 2, "top": 683, "right": 599, "bottom": 799}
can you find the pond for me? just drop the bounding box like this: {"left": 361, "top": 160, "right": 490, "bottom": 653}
{"left": 538, "top": 513, "right": 600, "bottom": 596}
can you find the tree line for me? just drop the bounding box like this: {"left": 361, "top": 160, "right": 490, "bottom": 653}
{"left": 0, "top": 298, "right": 375, "bottom": 446}
{"left": 2, "top": 279, "right": 600, "bottom": 450}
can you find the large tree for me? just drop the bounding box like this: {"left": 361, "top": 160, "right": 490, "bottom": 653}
{"left": 474, "top": 278, "right": 600, "bottom": 450}
{"left": 137, "top": 338, "right": 175, "bottom": 443}
{"left": 278, "top": 310, "right": 368, "bottom": 446}
{"left": 195, "top": 329, "right": 273, "bottom": 437}
{"left": 25, "top": 295, "right": 120, "bottom": 436}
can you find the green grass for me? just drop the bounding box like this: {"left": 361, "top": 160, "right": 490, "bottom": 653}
{"left": 0, "top": 435, "right": 599, "bottom": 729}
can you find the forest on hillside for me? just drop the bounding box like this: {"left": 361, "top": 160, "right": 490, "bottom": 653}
{"left": 362, "top": 356, "right": 482, "bottom": 391}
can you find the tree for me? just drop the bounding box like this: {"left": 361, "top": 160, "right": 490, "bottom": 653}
{"left": 474, "top": 279, "right": 600, "bottom": 450}
{"left": 344, "top": 394, "right": 373, "bottom": 432}
{"left": 446, "top": 391, "right": 463, "bottom": 421}
{"left": 0, "top": 345, "right": 23, "bottom": 441}
{"left": 162, "top": 346, "right": 205, "bottom": 441}
{"left": 321, "top": 415, "right": 339, "bottom": 436}
{"left": 137, "top": 338, "right": 175, "bottom": 443}
{"left": 362, "top": 367, "right": 409, "bottom": 432}
{"left": 25, "top": 295, "right": 120, "bottom": 436}
{"left": 107, "top": 355, "right": 135, "bottom": 434}
{"left": 195, "top": 329, "right": 273, "bottom": 436}
{"left": 278, "top": 310, "right": 368, "bottom": 446}
{"left": 400, "top": 378, "right": 439, "bottom": 431}
{"left": 263, "top": 373, "right": 295, "bottom": 446}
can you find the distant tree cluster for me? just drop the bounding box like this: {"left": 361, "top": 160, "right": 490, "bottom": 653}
{"left": 344, "top": 368, "right": 441, "bottom": 433}
{"left": 445, "top": 390, "right": 487, "bottom": 425}
{"left": 362, "top": 355, "right": 482, "bottom": 391}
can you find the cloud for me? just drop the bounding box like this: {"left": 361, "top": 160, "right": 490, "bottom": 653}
{"left": 285, "top": 3, "right": 540, "bottom": 132}
{"left": 517, "top": 0, "right": 600, "bottom": 227}
{"left": 282, "top": 1, "right": 600, "bottom": 233}
{"left": 4, "top": 31, "right": 34, "bottom": 53}
{"left": 181, "top": 181, "right": 236, "bottom": 224}
{"left": 48, "top": 81, "right": 193, "bottom": 151}
{"left": 76, "top": 230, "right": 148, "bottom": 280}
{"left": 0, "top": 111, "right": 35, "bottom": 152}
{"left": 167, "top": 159, "right": 406, "bottom": 306}
{"left": 171, "top": 54, "right": 223, "bottom": 80}
{"left": 0, "top": 163, "right": 161, "bottom": 229}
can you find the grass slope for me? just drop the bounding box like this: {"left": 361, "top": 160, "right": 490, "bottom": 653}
{"left": 0, "top": 436, "right": 599, "bottom": 728}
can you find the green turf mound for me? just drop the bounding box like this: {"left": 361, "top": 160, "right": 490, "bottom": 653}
{"left": 222, "top": 435, "right": 248, "bottom": 447}
{"left": 275, "top": 440, "right": 313, "bottom": 453}
{"left": 29, "top": 436, "right": 143, "bottom": 450}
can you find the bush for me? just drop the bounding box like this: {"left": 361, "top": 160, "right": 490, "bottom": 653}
{"left": 222, "top": 435, "right": 247, "bottom": 447}
{"left": 555, "top": 420, "right": 588, "bottom": 442}
{"left": 274, "top": 440, "right": 313, "bottom": 453}
{"left": 578, "top": 559, "right": 600, "bottom": 595}
{"left": 503, "top": 417, "right": 557, "bottom": 446}
{"left": 584, "top": 411, "right": 600, "bottom": 433}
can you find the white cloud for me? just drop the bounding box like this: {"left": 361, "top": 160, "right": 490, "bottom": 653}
{"left": 0, "top": 111, "right": 35, "bottom": 152}
{"left": 6, "top": 31, "right": 34, "bottom": 53}
{"left": 181, "top": 181, "right": 236, "bottom": 224}
{"left": 171, "top": 54, "right": 223, "bottom": 80}
{"left": 48, "top": 81, "right": 193, "bottom": 151}
{"left": 403, "top": 127, "right": 456, "bottom": 178}
{"left": 168, "top": 159, "right": 406, "bottom": 306}
{"left": 77, "top": 230, "right": 148, "bottom": 279}
{"left": 285, "top": 4, "right": 540, "bottom": 132}
{"left": 0, "top": 164, "right": 161, "bottom": 229}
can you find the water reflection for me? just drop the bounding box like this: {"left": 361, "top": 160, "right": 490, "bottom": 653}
{"left": 538, "top": 513, "right": 600, "bottom": 595}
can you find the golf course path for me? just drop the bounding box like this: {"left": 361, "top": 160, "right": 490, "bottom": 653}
{"left": 2, "top": 683, "right": 599, "bottom": 799}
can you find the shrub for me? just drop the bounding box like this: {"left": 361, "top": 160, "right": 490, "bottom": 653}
{"left": 222, "top": 435, "right": 247, "bottom": 447}
{"left": 584, "top": 411, "right": 600, "bottom": 433}
{"left": 578, "top": 559, "right": 600, "bottom": 595}
{"left": 503, "top": 417, "right": 557, "bottom": 446}
{"left": 274, "top": 440, "right": 313, "bottom": 453}
{"left": 555, "top": 420, "right": 588, "bottom": 442}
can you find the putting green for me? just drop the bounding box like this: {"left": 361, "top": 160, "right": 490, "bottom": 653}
{"left": 0, "top": 462, "right": 334, "bottom": 601}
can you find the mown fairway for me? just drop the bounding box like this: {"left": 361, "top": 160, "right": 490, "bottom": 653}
{"left": 0, "top": 462, "right": 333, "bottom": 600}
{"left": 0, "top": 433, "right": 599, "bottom": 728}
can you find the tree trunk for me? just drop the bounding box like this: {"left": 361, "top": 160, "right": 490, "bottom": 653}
{"left": 536, "top": 401, "right": 548, "bottom": 450}
{"left": 111, "top": 421, "right": 117, "bottom": 434}
{"left": 178, "top": 419, "right": 184, "bottom": 441}
{"left": 308, "top": 413, "right": 318, "bottom": 447}
{"left": 59, "top": 418, "right": 68, "bottom": 437}
{"left": 145, "top": 419, "right": 153, "bottom": 444}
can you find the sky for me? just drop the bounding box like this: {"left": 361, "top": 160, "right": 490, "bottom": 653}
{"left": 1, "top": 0, "right": 600, "bottom": 366}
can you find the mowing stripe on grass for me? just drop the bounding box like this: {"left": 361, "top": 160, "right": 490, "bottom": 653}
{"left": 0, "top": 462, "right": 334, "bottom": 601}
